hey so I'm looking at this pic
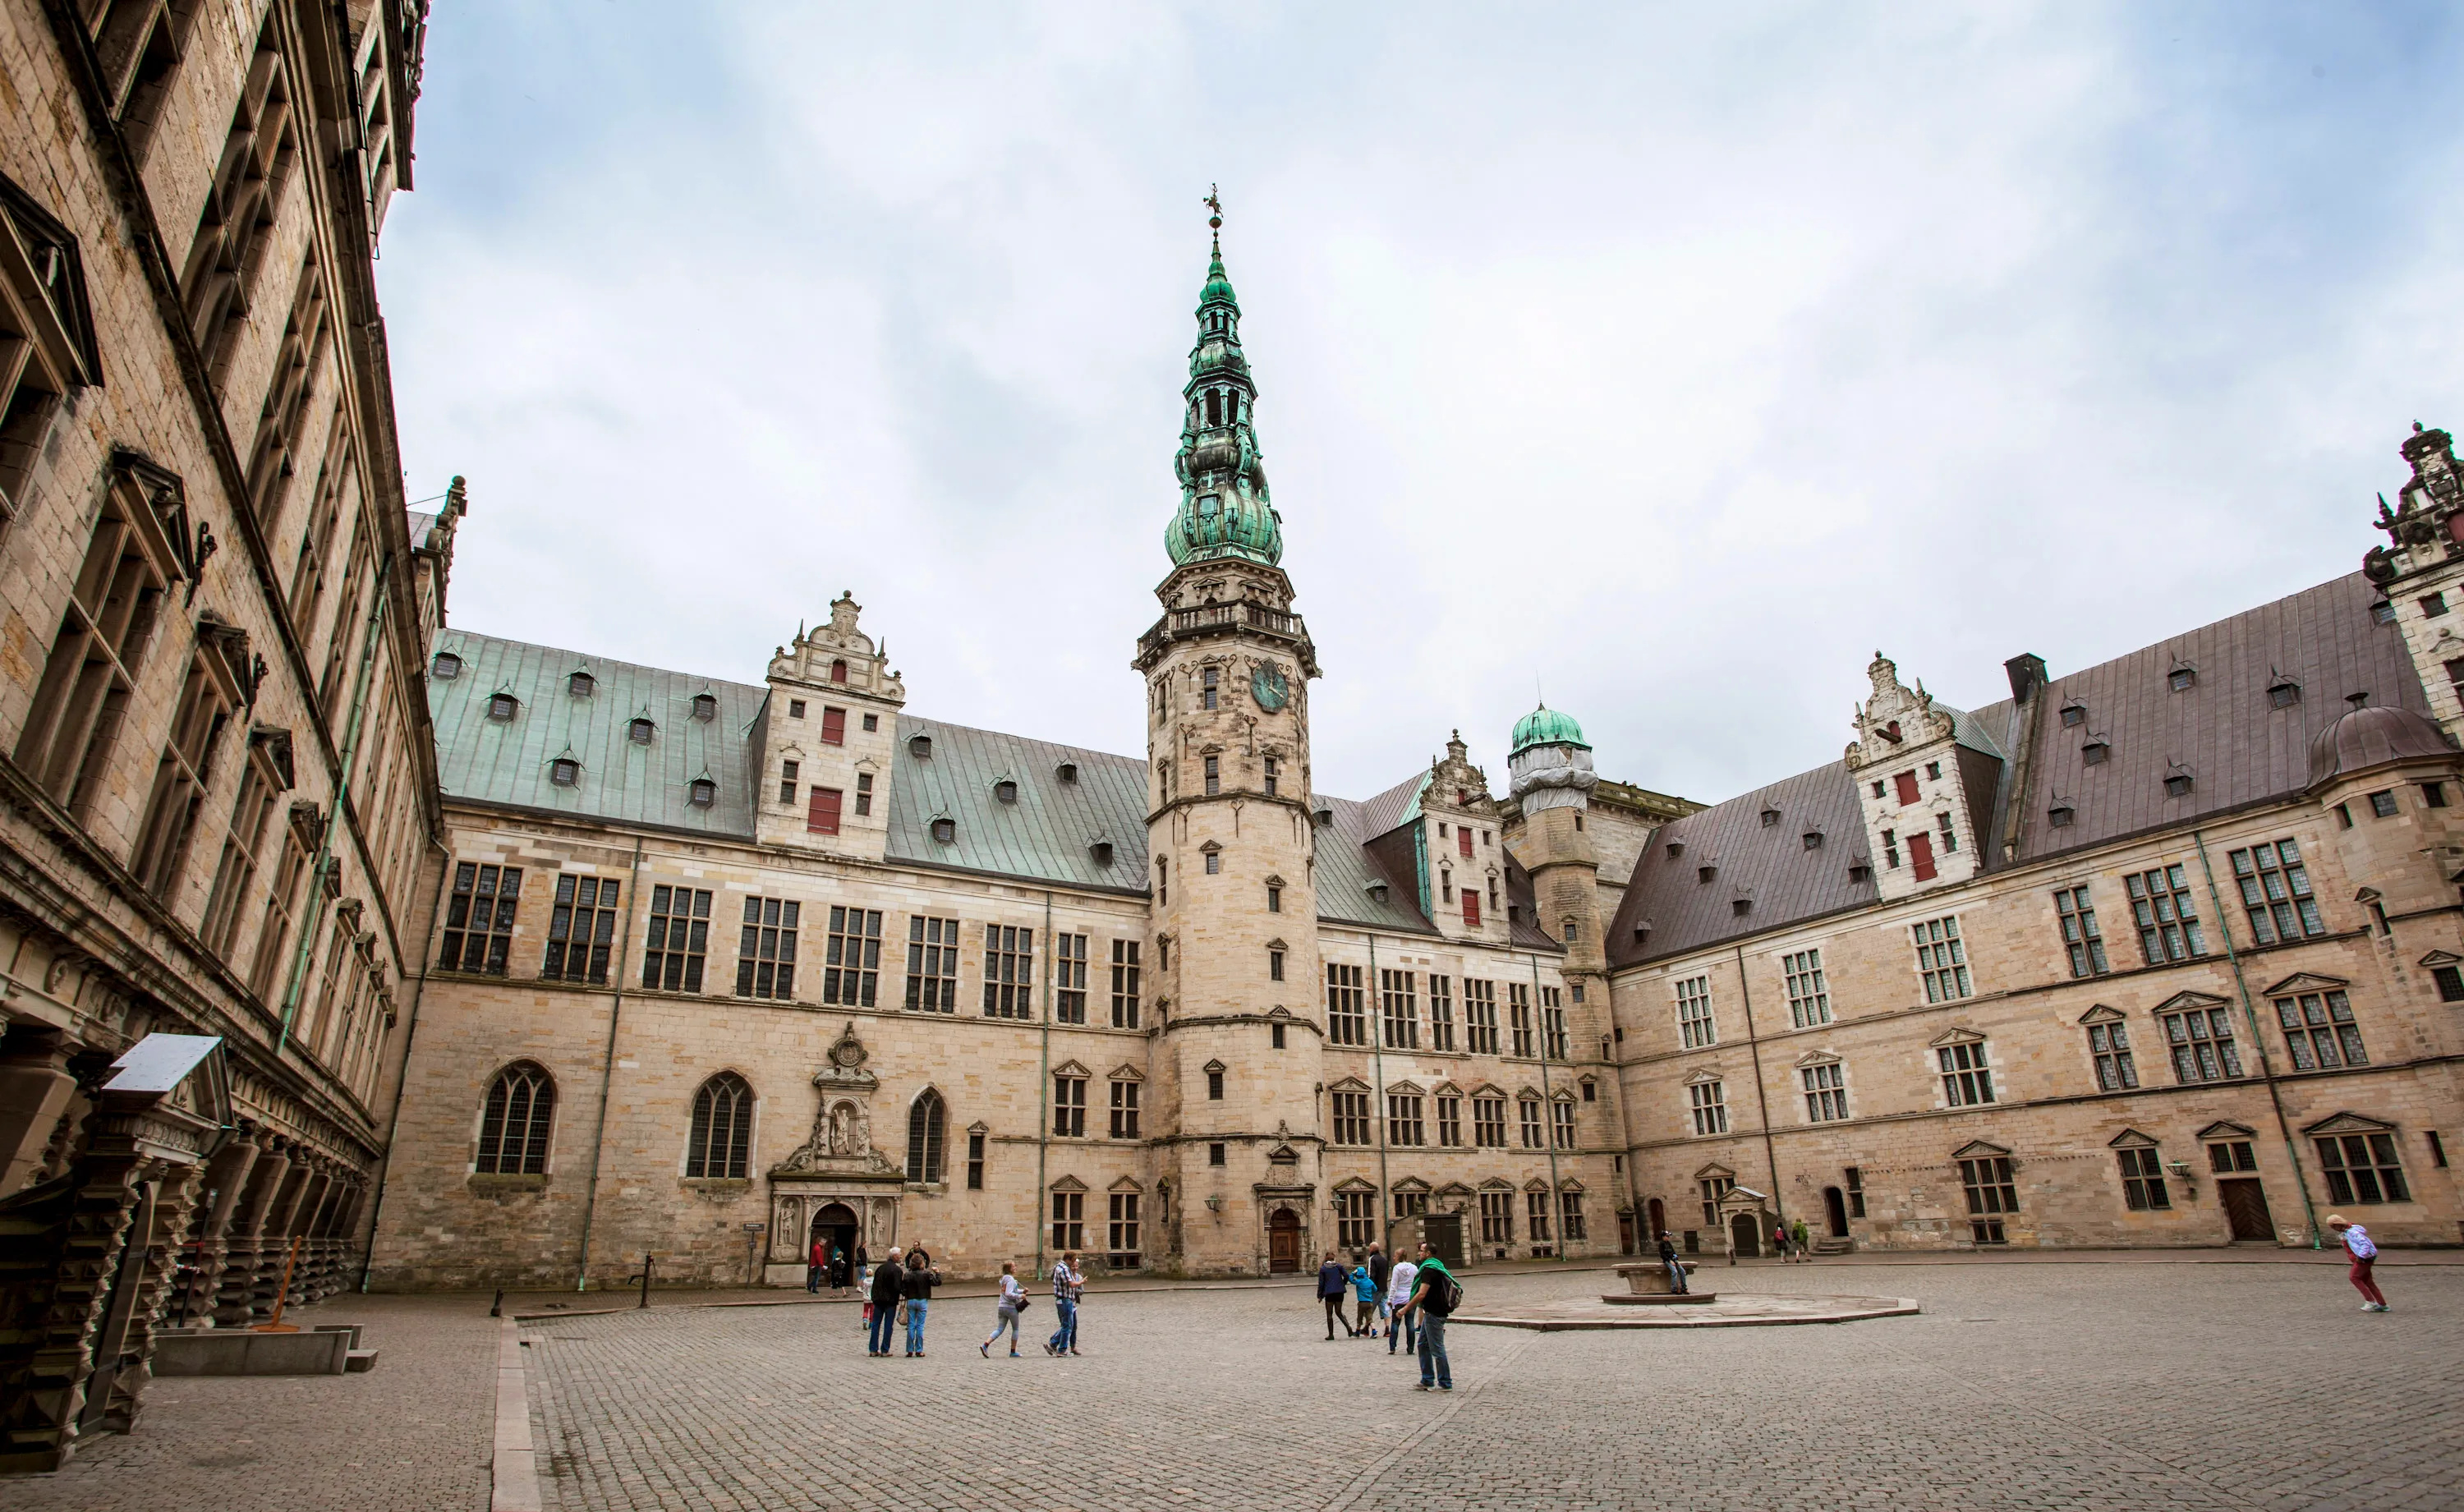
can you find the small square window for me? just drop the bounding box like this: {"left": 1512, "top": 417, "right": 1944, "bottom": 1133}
{"left": 2269, "top": 681, "right": 2300, "bottom": 709}
{"left": 2048, "top": 804, "right": 2075, "bottom": 828}
{"left": 1209, "top": 1142, "right": 1226, "bottom": 1166}
{"left": 1803, "top": 831, "right": 1823, "bottom": 850}
{"left": 2082, "top": 741, "right": 2109, "bottom": 766}
{"left": 862, "top": 713, "right": 878, "bottom": 732}
{"left": 488, "top": 692, "right": 518, "bottom": 722}
{"left": 931, "top": 816, "right": 956, "bottom": 843}
{"left": 1760, "top": 809, "right": 1779, "bottom": 828}
{"left": 2423, "top": 593, "right": 2450, "bottom": 618}
{"left": 568, "top": 671, "right": 595, "bottom": 697}
{"left": 2059, "top": 703, "right": 2085, "bottom": 727}
{"left": 549, "top": 757, "right": 580, "bottom": 786}
{"left": 692, "top": 692, "right": 717, "bottom": 720}
{"left": 1697, "top": 866, "right": 1716, "bottom": 884}
{"left": 2163, "top": 773, "right": 2194, "bottom": 797}
{"left": 629, "top": 717, "right": 655, "bottom": 745}
{"left": 431, "top": 651, "right": 462, "bottom": 679}
{"left": 1848, "top": 863, "right": 1872, "bottom": 884}
{"left": 2169, "top": 667, "right": 2197, "bottom": 691}
{"left": 2370, "top": 600, "right": 2397, "bottom": 625}
{"left": 2370, "top": 789, "right": 2399, "bottom": 818}
{"left": 2424, "top": 782, "right": 2448, "bottom": 809}
{"left": 789, "top": 699, "right": 806, "bottom": 719}
{"left": 1925, "top": 761, "right": 1942, "bottom": 780}
{"left": 687, "top": 777, "right": 715, "bottom": 807}
{"left": 995, "top": 779, "right": 1018, "bottom": 804}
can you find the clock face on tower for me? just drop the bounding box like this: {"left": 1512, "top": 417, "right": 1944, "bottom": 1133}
{"left": 1251, "top": 662, "right": 1289, "bottom": 712}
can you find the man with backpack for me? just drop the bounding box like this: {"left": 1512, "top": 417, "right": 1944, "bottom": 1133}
{"left": 1402, "top": 1240, "right": 1457, "bottom": 1391}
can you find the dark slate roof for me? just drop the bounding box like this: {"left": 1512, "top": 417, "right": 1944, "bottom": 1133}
{"left": 1356, "top": 770, "right": 1429, "bottom": 839}
{"left": 1605, "top": 570, "right": 2426, "bottom": 968}
{"left": 1995, "top": 572, "right": 2423, "bottom": 865}
{"left": 883, "top": 715, "right": 1150, "bottom": 893}
{"left": 429, "top": 632, "right": 766, "bottom": 836}
{"left": 1318, "top": 786, "right": 1443, "bottom": 935}
{"left": 1607, "top": 761, "right": 1877, "bottom": 967}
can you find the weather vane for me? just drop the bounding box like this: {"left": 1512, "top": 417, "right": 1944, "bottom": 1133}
{"left": 1204, "top": 184, "right": 1223, "bottom": 231}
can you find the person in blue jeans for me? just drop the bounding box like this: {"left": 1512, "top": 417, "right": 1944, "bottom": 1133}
{"left": 901, "top": 1246, "right": 940, "bottom": 1356}
{"left": 1349, "top": 1254, "right": 1379, "bottom": 1339}
{"left": 1404, "top": 1241, "right": 1454, "bottom": 1390}
{"left": 867, "top": 1249, "right": 904, "bottom": 1356}
{"left": 1046, "top": 1252, "right": 1083, "bottom": 1356}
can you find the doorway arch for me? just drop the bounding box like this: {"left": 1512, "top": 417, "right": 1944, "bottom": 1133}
{"left": 1823, "top": 1187, "right": 1849, "bottom": 1239}
{"left": 1729, "top": 1211, "right": 1762, "bottom": 1258}
{"left": 811, "top": 1202, "right": 860, "bottom": 1278}
{"left": 1266, "top": 1209, "right": 1301, "bottom": 1274}
{"left": 1647, "top": 1197, "right": 1666, "bottom": 1239}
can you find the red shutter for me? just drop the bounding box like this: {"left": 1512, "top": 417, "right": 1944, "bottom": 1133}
{"left": 1893, "top": 770, "right": 1920, "bottom": 807}
{"left": 1463, "top": 892, "right": 1482, "bottom": 927}
{"left": 1458, "top": 827, "right": 1473, "bottom": 858}
{"left": 807, "top": 787, "right": 843, "bottom": 835}
{"left": 821, "top": 707, "right": 846, "bottom": 745}
{"left": 830, "top": 659, "right": 848, "bottom": 683}
{"left": 1908, "top": 830, "right": 1936, "bottom": 881}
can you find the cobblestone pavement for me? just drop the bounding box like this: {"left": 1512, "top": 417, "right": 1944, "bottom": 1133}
{"left": 522, "top": 1259, "right": 2464, "bottom": 1512}
{"left": 7, "top": 1294, "right": 498, "bottom": 1512}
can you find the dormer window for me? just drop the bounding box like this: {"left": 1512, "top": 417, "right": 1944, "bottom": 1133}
{"left": 2048, "top": 803, "right": 2076, "bottom": 828}
{"left": 629, "top": 717, "right": 655, "bottom": 745}
{"left": 1089, "top": 840, "right": 1114, "bottom": 867}
{"left": 2082, "top": 740, "right": 2110, "bottom": 766}
{"left": 1802, "top": 831, "right": 1823, "bottom": 851}
{"left": 687, "top": 777, "right": 716, "bottom": 807}
{"left": 995, "top": 779, "right": 1018, "bottom": 804}
{"left": 487, "top": 692, "right": 517, "bottom": 722}
{"left": 430, "top": 651, "right": 462, "bottom": 680}
{"left": 931, "top": 816, "right": 956, "bottom": 844}
{"left": 1732, "top": 898, "right": 1752, "bottom": 917}
{"left": 1312, "top": 804, "right": 1332, "bottom": 826}
{"left": 909, "top": 734, "right": 933, "bottom": 759}
{"left": 549, "top": 756, "right": 580, "bottom": 787}
{"left": 2168, "top": 666, "right": 2196, "bottom": 692}
{"left": 568, "top": 671, "right": 595, "bottom": 697}
{"left": 1666, "top": 841, "right": 1685, "bottom": 859}
{"left": 2059, "top": 701, "right": 2085, "bottom": 727}
{"left": 692, "top": 692, "right": 717, "bottom": 720}
{"left": 1364, "top": 879, "right": 1388, "bottom": 903}
{"left": 1760, "top": 808, "right": 1780, "bottom": 828}
{"left": 2269, "top": 679, "right": 2301, "bottom": 709}
{"left": 1056, "top": 761, "right": 1078, "bottom": 784}
{"left": 1697, "top": 865, "right": 1716, "bottom": 884}
{"left": 1633, "top": 917, "right": 1653, "bottom": 942}
{"left": 1848, "top": 863, "right": 1873, "bottom": 884}
{"left": 2163, "top": 771, "right": 2194, "bottom": 797}
{"left": 2370, "top": 600, "right": 2396, "bottom": 625}
{"left": 830, "top": 659, "right": 848, "bottom": 683}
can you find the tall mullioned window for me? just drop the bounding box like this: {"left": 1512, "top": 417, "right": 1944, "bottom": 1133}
{"left": 1464, "top": 979, "right": 1499, "bottom": 1053}
{"left": 2117, "top": 1146, "right": 2169, "bottom": 1211}
{"left": 1052, "top": 1073, "right": 1086, "bottom": 1137}
{"left": 1387, "top": 1092, "right": 1425, "bottom": 1147}
{"left": 1802, "top": 1063, "right": 1849, "bottom": 1122}
{"left": 736, "top": 898, "right": 799, "bottom": 999}
{"left": 1050, "top": 1189, "right": 1084, "bottom": 1250}
{"left": 907, "top": 1090, "right": 946, "bottom": 1183}
{"left": 1108, "top": 1193, "right": 1141, "bottom": 1268}
{"left": 1688, "top": 1079, "right": 1727, "bottom": 1136}
{"left": 1542, "top": 985, "right": 1568, "bottom": 1059}
{"left": 476, "top": 1061, "right": 554, "bottom": 1175}
{"left": 1427, "top": 975, "right": 1455, "bottom": 1050}
{"left": 1938, "top": 1041, "right": 1994, "bottom": 1105}
{"left": 1781, "top": 949, "right": 1829, "bottom": 1027}
{"left": 1508, "top": 982, "right": 1535, "bottom": 1057}
{"left": 905, "top": 916, "right": 959, "bottom": 1012}
{"left": 1326, "top": 963, "right": 1367, "bottom": 1046}
{"left": 1913, "top": 916, "right": 1971, "bottom": 1002}
{"left": 641, "top": 885, "right": 711, "bottom": 991}
{"left": 2229, "top": 839, "right": 2324, "bottom": 944}
{"left": 441, "top": 863, "right": 522, "bottom": 975}
{"left": 2055, "top": 885, "right": 2109, "bottom": 977}
{"left": 1335, "top": 1190, "right": 1376, "bottom": 1248}
{"left": 1551, "top": 1097, "right": 1576, "bottom": 1148}
{"left": 542, "top": 874, "right": 622, "bottom": 984}
{"left": 2161, "top": 1004, "right": 2241, "bottom": 1083}
{"left": 1381, "top": 969, "right": 1418, "bottom": 1048}
{"left": 2088, "top": 1018, "right": 2139, "bottom": 1089}
{"left": 686, "top": 1073, "right": 752, "bottom": 1179}
{"left": 1959, "top": 1154, "right": 2018, "bottom": 1243}
{"left": 2126, "top": 866, "right": 2204, "bottom": 963}
{"left": 130, "top": 650, "right": 237, "bottom": 899}
{"left": 1479, "top": 1189, "right": 1513, "bottom": 1246}
{"left": 2274, "top": 987, "right": 2366, "bottom": 1070}
{"left": 1525, "top": 1190, "right": 1554, "bottom": 1245}
{"left": 1675, "top": 976, "right": 1717, "bottom": 1049}
{"left": 1437, "top": 1094, "right": 1463, "bottom": 1147}
{"left": 822, "top": 906, "right": 882, "bottom": 1006}
{"left": 982, "top": 925, "right": 1034, "bottom": 1018}
{"left": 1110, "top": 940, "right": 1142, "bottom": 1028}
{"left": 2317, "top": 1131, "right": 2410, "bottom": 1205}
{"left": 1473, "top": 1096, "right": 1506, "bottom": 1147}
{"left": 1109, "top": 1078, "right": 1140, "bottom": 1139}
{"left": 1054, "top": 933, "right": 1090, "bottom": 1023}
{"left": 1519, "top": 1096, "right": 1545, "bottom": 1148}
{"left": 1331, "top": 1090, "right": 1372, "bottom": 1146}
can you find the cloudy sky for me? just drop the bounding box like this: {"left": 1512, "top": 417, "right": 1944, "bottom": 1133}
{"left": 382, "top": 3, "right": 2464, "bottom": 810}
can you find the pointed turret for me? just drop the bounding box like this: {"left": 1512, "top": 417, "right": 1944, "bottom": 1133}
{"left": 1166, "top": 200, "right": 1281, "bottom": 568}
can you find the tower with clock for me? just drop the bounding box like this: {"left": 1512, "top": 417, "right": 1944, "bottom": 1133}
{"left": 1132, "top": 198, "right": 1327, "bottom": 1273}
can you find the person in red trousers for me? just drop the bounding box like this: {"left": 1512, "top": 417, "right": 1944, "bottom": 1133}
{"left": 2328, "top": 1216, "right": 2388, "bottom": 1312}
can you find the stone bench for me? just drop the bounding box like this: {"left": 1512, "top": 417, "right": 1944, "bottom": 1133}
{"left": 154, "top": 1325, "right": 373, "bottom": 1376}
{"left": 1602, "top": 1261, "right": 1714, "bottom": 1306}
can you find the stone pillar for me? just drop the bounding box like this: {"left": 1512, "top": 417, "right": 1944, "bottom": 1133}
{"left": 213, "top": 1137, "right": 290, "bottom": 1326}
{"left": 89, "top": 1160, "right": 206, "bottom": 1433}
{"left": 0, "top": 1030, "right": 79, "bottom": 1197}
{"left": 176, "top": 1128, "right": 262, "bottom": 1328}
{"left": 254, "top": 1160, "right": 322, "bottom": 1321}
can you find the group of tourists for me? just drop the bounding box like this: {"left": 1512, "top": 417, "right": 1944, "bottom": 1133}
{"left": 981, "top": 1251, "right": 1087, "bottom": 1357}
{"left": 1316, "top": 1240, "right": 1461, "bottom": 1390}
{"left": 858, "top": 1245, "right": 943, "bottom": 1356}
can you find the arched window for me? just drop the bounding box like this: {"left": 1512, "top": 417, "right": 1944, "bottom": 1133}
{"left": 906, "top": 1088, "right": 946, "bottom": 1183}
{"left": 477, "top": 1062, "right": 554, "bottom": 1174}
{"left": 687, "top": 1073, "right": 754, "bottom": 1179}
{"left": 830, "top": 659, "right": 848, "bottom": 683}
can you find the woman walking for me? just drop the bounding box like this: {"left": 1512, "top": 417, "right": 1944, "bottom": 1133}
{"left": 1317, "top": 1252, "right": 1353, "bottom": 1339}
{"left": 982, "top": 1262, "right": 1028, "bottom": 1356}
{"left": 2328, "top": 1216, "right": 2390, "bottom": 1311}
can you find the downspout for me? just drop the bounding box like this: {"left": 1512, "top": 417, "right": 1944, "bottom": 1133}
{"left": 1732, "top": 943, "right": 1785, "bottom": 1240}
{"left": 1034, "top": 890, "right": 1054, "bottom": 1280}
{"left": 1525, "top": 951, "right": 1563, "bottom": 1252}
{"left": 357, "top": 838, "right": 453, "bottom": 1289}
{"left": 1368, "top": 934, "right": 1391, "bottom": 1248}
{"left": 278, "top": 554, "right": 393, "bottom": 1053}
{"left": 2191, "top": 828, "right": 2324, "bottom": 1248}
{"left": 572, "top": 836, "right": 646, "bottom": 1289}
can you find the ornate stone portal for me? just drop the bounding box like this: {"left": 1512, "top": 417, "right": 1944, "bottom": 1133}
{"left": 763, "top": 1025, "right": 903, "bottom": 1280}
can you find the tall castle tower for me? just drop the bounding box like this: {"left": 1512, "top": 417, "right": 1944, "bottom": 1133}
{"left": 1132, "top": 201, "right": 1324, "bottom": 1275}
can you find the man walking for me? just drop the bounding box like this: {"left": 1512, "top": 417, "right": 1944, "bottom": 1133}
{"left": 1402, "top": 1240, "right": 1455, "bottom": 1391}
{"left": 2328, "top": 1216, "right": 2389, "bottom": 1311}
{"left": 1317, "top": 1252, "right": 1353, "bottom": 1339}
{"left": 901, "top": 1245, "right": 940, "bottom": 1354}
{"left": 807, "top": 1232, "right": 826, "bottom": 1294}
{"left": 1046, "top": 1252, "right": 1083, "bottom": 1356}
{"left": 1657, "top": 1231, "right": 1687, "bottom": 1294}
{"left": 867, "top": 1248, "right": 905, "bottom": 1356}
{"left": 1385, "top": 1248, "right": 1418, "bottom": 1356}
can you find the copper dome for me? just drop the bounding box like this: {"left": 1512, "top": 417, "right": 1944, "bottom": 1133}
{"left": 2307, "top": 702, "right": 2455, "bottom": 787}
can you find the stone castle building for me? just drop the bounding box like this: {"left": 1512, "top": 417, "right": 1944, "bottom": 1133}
{"left": 4, "top": 0, "right": 2463, "bottom": 1463}
{"left": 0, "top": 0, "right": 437, "bottom": 1469}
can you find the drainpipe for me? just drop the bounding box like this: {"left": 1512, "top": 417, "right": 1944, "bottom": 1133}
{"left": 1525, "top": 952, "right": 1564, "bottom": 1254}
{"left": 2191, "top": 828, "right": 2324, "bottom": 1248}
{"left": 1732, "top": 943, "right": 1785, "bottom": 1245}
{"left": 278, "top": 553, "right": 392, "bottom": 1053}
{"left": 1033, "top": 890, "right": 1054, "bottom": 1281}
{"left": 1368, "top": 933, "right": 1391, "bottom": 1252}
{"left": 357, "top": 837, "right": 453, "bottom": 1290}
{"left": 572, "top": 836, "right": 646, "bottom": 1289}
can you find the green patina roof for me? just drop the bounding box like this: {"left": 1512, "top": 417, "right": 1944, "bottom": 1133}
{"left": 1198, "top": 237, "right": 1239, "bottom": 312}
{"left": 1165, "top": 231, "right": 1280, "bottom": 568}
{"left": 1510, "top": 704, "right": 1588, "bottom": 756}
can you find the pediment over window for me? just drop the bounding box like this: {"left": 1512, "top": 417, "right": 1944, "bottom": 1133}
{"left": 1266, "top": 1004, "right": 1292, "bottom": 1019}
{"left": 1266, "top": 1144, "right": 1299, "bottom": 1163}
{"left": 2107, "top": 1128, "right": 2160, "bottom": 1149}
{"left": 967, "top": 1120, "right": 990, "bottom": 1135}
{"left": 1692, "top": 1162, "right": 1735, "bottom": 1181}
{"left": 1557, "top": 1176, "right": 1585, "bottom": 1192}
{"left": 2417, "top": 949, "right": 2464, "bottom": 968}
{"left": 1928, "top": 1027, "right": 1986, "bottom": 1048}
{"left": 1470, "top": 1083, "right": 1506, "bottom": 1101}
{"left": 2197, "top": 1120, "right": 2257, "bottom": 1141}
{"left": 1551, "top": 1088, "right": 1577, "bottom": 1103}
{"left": 1332, "top": 1176, "right": 1378, "bottom": 1194}
{"left": 1050, "top": 1059, "right": 1091, "bottom": 1079}
{"left": 1266, "top": 937, "right": 1288, "bottom": 952}
{"left": 1202, "top": 1059, "right": 1226, "bottom": 1074}
{"left": 1326, "top": 1075, "right": 1372, "bottom": 1093}
{"left": 1436, "top": 1181, "right": 1475, "bottom": 1197}
{"left": 1108, "top": 1064, "right": 1143, "bottom": 1082}
{"left": 1108, "top": 1175, "right": 1143, "bottom": 1193}
{"left": 2354, "top": 885, "right": 2382, "bottom": 904}
{"left": 1683, "top": 1068, "right": 1724, "bottom": 1086}
{"left": 1951, "top": 1139, "right": 2011, "bottom": 1160}
{"left": 1478, "top": 1176, "right": 1515, "bottom": 1191}
{"left": 1049, "top": 1174, "right": 1087, "bottom": 1192}
{"left": 2302, "top": 1110, "right": 2395, "bottom": 1137}
{"left": 1523, "top": 1177, "right": 1551, "bottom": 1193}
{"left": 1391, "top": 1175, "right": 1432, "bottom": 1194}
{"left": 2150, "top": 990, "right": 2232, "bottom": 1016}
{"left": 1385, "top": 1079, "right": 1426, "bottom": 1096}
{"left": 1515, "top": 1086, "right": 1544, "bottom": 1102}
{"left": 2261, "top": 972, "right": 2351, "bottom": 998}
{"left": 1264, "top": 873, "right": 1286, "bottom": 888}
{"left": 2076, "top": 1004, "right": 2126, "bottom": 1026}
{"left": 1198, "top": 839, "right": 1222, "bottom": 853}
{"left": 1794, "top": 1048, "right": 1841, "bottom": 1069}
{"left": 1432, "top": 1080, "right": 1464, "bottom": 1097}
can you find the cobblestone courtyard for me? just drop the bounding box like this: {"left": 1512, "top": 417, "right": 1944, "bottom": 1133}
{"left": 13, "top": 1258, "right": 2462, "bottom": 1511}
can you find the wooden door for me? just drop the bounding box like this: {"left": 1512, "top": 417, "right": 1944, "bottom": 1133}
{"left": 1647, "top": 1197, "right": 1665, "bottom": 1239}
{"left": 1617, "top": 1211, "right": 1636, "bottom": 1255}
{"left": 1267, "top": 1211, "right": 1300, "bottom": 1273}
{"left": 1730, "top": 1212, "right": 1761, "bottom": 1257}
{"left": 2219, "top": 1179, "right": 2273, "bottom": 1241}
{"left": 1823, "top": 1187, "right": 1850, "bottom": 1238}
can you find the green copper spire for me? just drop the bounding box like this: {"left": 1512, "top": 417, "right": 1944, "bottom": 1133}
{"left": 1166, "top": 187, "right": 1282, "bottom": 568}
